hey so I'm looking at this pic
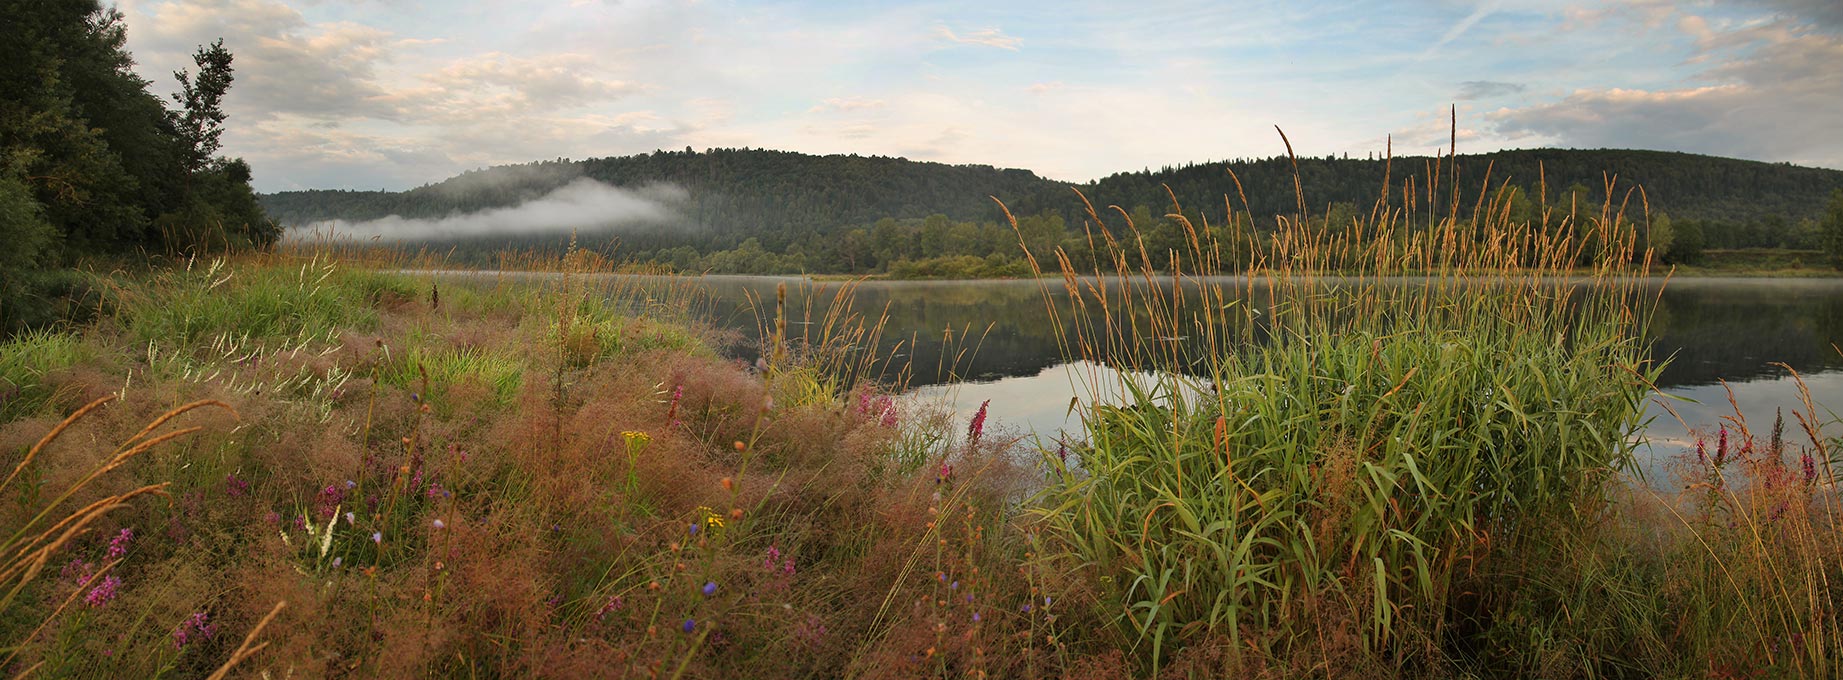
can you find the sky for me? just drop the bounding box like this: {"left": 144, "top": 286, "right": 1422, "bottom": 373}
{"left": 114, "top": 0, "right": 1843, "bottom": 193}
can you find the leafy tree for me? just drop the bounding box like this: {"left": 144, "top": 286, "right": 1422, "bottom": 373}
{"left": 1823, "top": 190, "right": 1843, "bottom": 269}
{"left": 171, "top": 39, "right": 234, "bottom": 177}
{"left": 1648, "top": 212, "right": 1674, "bottom": 262}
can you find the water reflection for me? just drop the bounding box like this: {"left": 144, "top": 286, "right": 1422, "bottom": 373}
{"left": 634, "top": 275, "right": 1843, "bottom": 474}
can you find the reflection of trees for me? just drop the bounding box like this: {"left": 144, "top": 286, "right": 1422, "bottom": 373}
{"left": 1648, "top": 280, "right": 1843, "bottom": 387}
{"left": 686, "top": 277, "right": 1843, "bottom": 391}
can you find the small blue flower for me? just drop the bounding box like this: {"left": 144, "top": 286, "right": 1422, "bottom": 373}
{"left": 681, "top": 619, "right": 696, "bottom": 634}
{"left": 702, "top": 581, "right": 717, "bottom": 596}
{"left": 432, "top": 519, "right": 446, "bottom": 529}
{"left": 972, "top": 612, "right": 981, "bottom": 622}
{"left": 371, "top": 532, "right": 382, "bottom": 543}
{"left": 344, "top": 479, "right": 356, "bottom": 489}
{"left": 689, "top": 523, "right": 699, "bottom": 536}
{"left": 950, "top": 580, "right": 959, "bottom": 590}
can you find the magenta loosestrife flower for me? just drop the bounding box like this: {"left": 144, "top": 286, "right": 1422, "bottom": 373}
{"left": 172, "top": 611, "right": 217, "bottom": 649}
{"left": 85, "top": 575, "right": 122, "bottom": 608}
{"left": 105, "top": 528, "right": 133, "bottom": 560}
{"left": 224, "top": 474, "right": 249, "bottom": 497}
{"left": 968, "top": 400, "right": 990, "bottom": 443}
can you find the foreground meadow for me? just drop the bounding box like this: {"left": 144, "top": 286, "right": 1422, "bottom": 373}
{"left": 3, "top": 187, "right": 1842, "bottom": 678}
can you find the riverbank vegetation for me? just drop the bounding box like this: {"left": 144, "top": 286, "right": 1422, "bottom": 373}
{"left": 3, "top": 159, "right": 1841, "bottom": 676}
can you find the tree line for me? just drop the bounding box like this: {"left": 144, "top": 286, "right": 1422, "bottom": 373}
{"left": 265, "top": 147, "right": 1843, "bottom": 275}
{"left": 2, "top": 1, "right": 275, "bottom": 331}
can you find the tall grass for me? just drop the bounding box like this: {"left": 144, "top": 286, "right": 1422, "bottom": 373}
{"left": 1010, "top": 133, "right": 1668, "bottom": 673}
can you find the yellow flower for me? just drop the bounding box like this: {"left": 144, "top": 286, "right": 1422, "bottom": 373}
{"left": 622, "top": 430, "right": 652, "bottom": 445}
{"left": 696, "top": 506, "right": 725, "bottom": 531}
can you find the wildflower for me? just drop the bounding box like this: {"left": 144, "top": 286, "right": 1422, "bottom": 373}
{"left": 1803, "top": 452, "right": 1818, "bottom": 483}
{"left": 936, "top": 462, "right": 954, "bottom": 485}
{"left": 426, "top": 483, "right": 445, "bottom": 499}
{"left": 1021, "top": 603, "right": 1032, "bottom": 613}
{"left": 332, "top": 557, "right": 342, "bottom": 568}
{"left": 697, "top": 506, "right": 725, "bottom": 532}
{"left": 315, "top": 484, "right": 345, "bottom": 520}
{"left": 85, "top": 576, "right": 122, "bottom": 608}
{"left": 721, "top": 477, "right": 734, "bottom": 492}
{"left": 968, "top": 400, "right": 990, "bottom": 443}
{"left": 765, "top": 545, "right": 782, "bottom": 570}
{"left": 345, "top": 512, "right": 356, "bottom": 525}
{"left": 950, "top": 580, "right": 959, "bottom": 590}
{"left": 225, "top": 474, "right": 250, "bottom": 497}
{"left": 972, "top": 612, "right": 981, "bottom": 622}
{"left": 106, "top": 528, "right": 134, "bottom": 560}
{"left": 702, "top": 581, "right": 717, "bottom": 596}
{"left": 622, "top": 430, "right": 652, "bottom": 446}
{"left": 432, "top": 519, "right": 446, "bottom": 529}
{"left": 1696, "top": 439, "right": 1707, "bottom": 464}
{"left": 172, "top": 611, "right": 217, "bottom": 649}
{"left": 61, "top": 559, "right": 94, "bottom": 583}
{"left": 596, "top": 595, "right": 624, "bottom": 621}
{"left": 1716, "top": 427, "right": 1729, "bottom": 466}
{"left": 689, "top": 523, "right": 700, "bottom": 536}
{"left": 682, "top": 619, "right": 697, "bottom": 634}
{"left": 344, "top": 479, "right": 356, "bottom": 490}
{"left": 371, "top": 532, "right": 382, "bottom": 544}
{"left": 1056, "top": 443, "right": 1068, "bottom": 464}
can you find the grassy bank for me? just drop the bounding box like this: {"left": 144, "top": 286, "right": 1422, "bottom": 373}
{"left": 1, "top": 231, "right": 1840, "bottom": 677}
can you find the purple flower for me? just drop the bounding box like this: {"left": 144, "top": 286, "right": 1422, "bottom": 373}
{"left": 172, "top": 611, "right": 217, "bottom": 649}
{"left": 332, "top": 557, "right": 342, "bottom": 568}
{"left": 105, "top": 528, "right": 133, "bottom": 560}
{"left": 432, "top": 519, "right": 446, "bottom": 529}
{"left": 344, "top": 512, "right": 356, "bottom": 525}
{"left": 968, "top": 400, "right": 990, "bottom": 443}
{"left": 85, "top": 576, "right": 122, "bottom": 608}
{"left": 1803, "top": 452, "right": 1818, "bottom": 483}
{"left": 344, "top": 479, "right": 356, "bottom": 490}
{"left": 1716, "top": 427, "right": 1729, "bottom": 466}
{"left": 371, "top": 532, "right": 382, "bottom": 544}
{"left": 936, "top": 462, "right": 954, "bottom": 485}
{"left": 1696, "top": 439, "right": 1707, "bottom": 464}
{"left": 426, "top": 483, "right": 444, "bottom": 499}
{"left": 225, "top": 474, "right": 250, "bottom": 497}
{"left": 971, "top": 612, "right": 981, "bottom": 622}
{"left": 702, "top": 581, "right": 717, "bottom": 596}
{"left": 595, "top": 595, "right": 624, "bottom": 621}
{"left": 1022, "top": 603, "right": 1033, "bottom": 613}
{"left": 681, "top": 618, "right": 697, "bottom": 634}
{"left": 61, "top": 559, "right": 94, "bottom": 584}
{"left": 315, "top": 484, "right": 345, "bottom": 520}
{"left": 689, "top": 523, "right": 699, "bottom": 536}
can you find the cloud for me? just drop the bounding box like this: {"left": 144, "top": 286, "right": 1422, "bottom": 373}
{"left": 1742, "top": 0, "right": 1843, "bottom": 30}
{"left": 808, "top": 97, "right": 887, "bottom": 113}
{"left": 1490, "top": 11, "right": 1843, "bottom": 167}
{"left": 1024, "top": 81, "right": 1064, "bottom": 94}
{"left": 124, "top": 0, "right": 410, "bottom": 122}
{"left": 1456, "top": 80, "right": 1526, "bottom": 100}
{"left": 933, "top": 26, "right": 1022, "bottom": 50}
{"left": 289, "top": 178, "right": 687, "bottom": 241}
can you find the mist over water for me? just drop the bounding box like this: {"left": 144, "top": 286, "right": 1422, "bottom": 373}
{"left": 285, "top": 178, "right": 687, "bottom": 242}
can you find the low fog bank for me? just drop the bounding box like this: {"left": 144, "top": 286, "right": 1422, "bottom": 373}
{"left": 285, "top": 178, "right": 688, "bottom": 242}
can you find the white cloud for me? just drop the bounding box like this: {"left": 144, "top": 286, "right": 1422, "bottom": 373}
{"left": 1491, "top": 9, "right": 1843, "bottom": 167}
{"left": 933, "top": 26, "right": 1022, "bottom": 51}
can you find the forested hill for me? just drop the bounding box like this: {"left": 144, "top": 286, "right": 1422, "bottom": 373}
{"left": 260, "top": 147, "right": 1843, "bottom": 274}
{"left": 1092, "top": 148, "right": 1843, "bottom": 226}
{"left": 260, "top": 149, "right": 1066, "bottom": 251}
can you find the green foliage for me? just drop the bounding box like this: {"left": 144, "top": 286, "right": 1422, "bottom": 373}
{"left": 0, "top": 3, "right": 275, "bottom": 334}
{"left": 0, "top": 328, "right": 89, "bottom": 422}
{"left": 1822, "top": 189, "right": 1843, "bottom": 269}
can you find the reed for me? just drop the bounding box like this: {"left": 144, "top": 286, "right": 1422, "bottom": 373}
{"left": 1011, "top": 127, "right": 1665, "bottom": 673}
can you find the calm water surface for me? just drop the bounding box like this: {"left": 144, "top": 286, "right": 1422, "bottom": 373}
{"left": 675, "top": 276, "right": 1843, "bottom": 483}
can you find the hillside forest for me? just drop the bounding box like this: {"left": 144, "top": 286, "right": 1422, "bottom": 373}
{"left": 262, "top": 147, "right": 1843, "bottom": 277}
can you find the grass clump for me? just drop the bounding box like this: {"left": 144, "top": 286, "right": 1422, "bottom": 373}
{"left": 1013, "top": 134, "right": 1683, "bottom": 674}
